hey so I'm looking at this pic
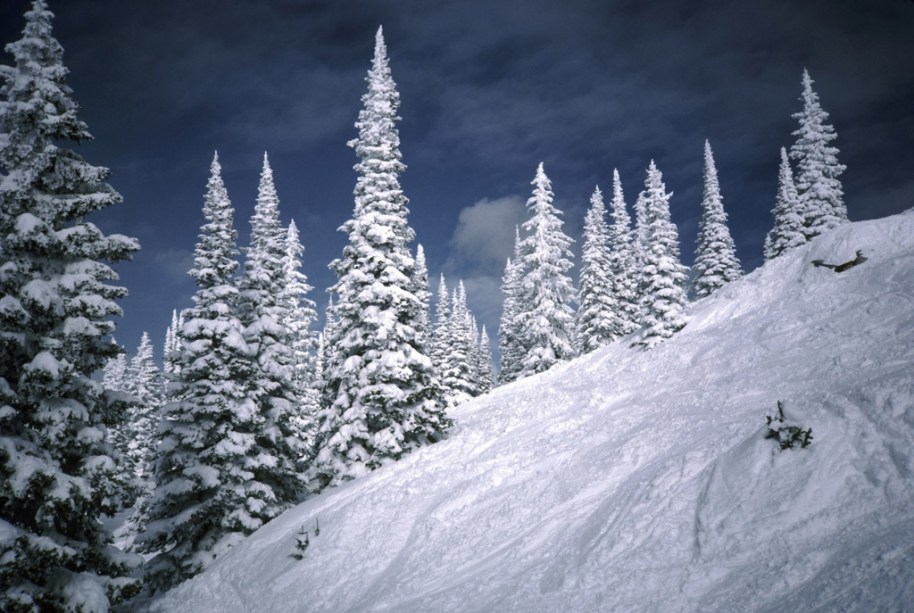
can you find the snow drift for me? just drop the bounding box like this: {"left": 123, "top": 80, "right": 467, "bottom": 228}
{"left": 150, "top": 211, "right": 914, "bottom": 612}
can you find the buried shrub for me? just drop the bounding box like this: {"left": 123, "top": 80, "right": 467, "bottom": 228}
{"left": 765, "top": 401, "right": 813, "bottom": 450}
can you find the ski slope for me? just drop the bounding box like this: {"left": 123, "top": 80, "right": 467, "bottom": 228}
{"left": 150, "top": 211, "right": 914, "bottom": 612}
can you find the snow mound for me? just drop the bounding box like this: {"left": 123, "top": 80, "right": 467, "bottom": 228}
{"left": 151, "top": 212, "right": 914, "bottom": 612}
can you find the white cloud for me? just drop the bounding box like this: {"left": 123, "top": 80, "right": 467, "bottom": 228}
{"left": 152, "top": 247, "right": 195, "bottom": 281}
{"left": 448, "top": 195, "right": 526, "bottom": 276}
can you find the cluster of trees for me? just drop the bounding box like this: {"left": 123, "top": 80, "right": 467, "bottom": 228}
{"left": 0, "top": 1, "right": 142, "bottom": 609}
{"left": 499, "top": 144, "right": 739, "bottom": 379}
{"left": 765, "top": 69, "right": 848, "bottom": 260}
{"left": 431, "top": 275, "right": 496, "bottom": 405}
{"left": 0, "top": 0, "right": 849, "bottom": 608}
{"left": 500, "top": 68, "right": 847, "bottom": 376}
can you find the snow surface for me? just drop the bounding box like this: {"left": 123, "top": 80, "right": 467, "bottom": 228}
{"left": 150, "top": 211, "right": 914, "bottom": 612}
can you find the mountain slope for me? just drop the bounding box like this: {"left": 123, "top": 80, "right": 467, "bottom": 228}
{"left": 150, "top": 211, "right": 914, "bottom": 612}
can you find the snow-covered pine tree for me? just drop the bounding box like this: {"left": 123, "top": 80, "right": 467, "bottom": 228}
{"left": 631, "top": 189, "right": 650, "bottom": 313}
{"left": 440, "top": 281, "right": 478, "bottom": 405}
{"left": 125, "top": 332, "right": 162, "bottom": 484}
{"left": 764, "top": 147, "right": 807, "bottom": 261}
{"left": 633, "top": 160, "right": 689, "bottom": 348}
{"left": 467, "top": 313, "right": 482, "bottom": 387}
{"left": 317, "top": 296, "right": 338, "bottom": 404}
{"left": 790, "top": 69, "right": 848, "bottom": 239}
{"left": 113, "top": 332, "right": 162, "bottom": 548}
{"left": 413, "top": 244, "right": 432, "bottom": 349}
{"left": 515, "top": 163, "right": 577, "bottom": 377}
{"left": 139, "top": 153, "right": 256, "bottom": 591}
{"left": 0, "top": 1, "right": 141, "bottom": 608}
{"left": 102, "top": 345, "right": 129, "bottom": 393}
{"left": 163, "top": 309, "right": 181, "bottom": 378}
{"left": 577, "top": 186, "right": 617, "bottom": 353}
{"left": 161, "top": 308, "right": 186, "bottom": 408}
{"left": 315, "top": 331, "right": 327, "bottom": 398}
{"left": 607, "top": 169, "right": 641, "bottom": 337}
{"left": 102, "top": 340, "right": 137, "bottom": 499}
{"left": 475, "top": 325, "right": 495, "bottom": 394}
{"left": 430, "top": 273, "right": 451, "bottom": 382}
{"left": 235, "top": 153, "right": 307, "bottom": 503}
{"left": 691, "top": 140, "right": 742, "bottom": 299}
{"left": 283, "top": 219, "right": 319, "bottom": 453}
{"left": 314, "top": 27, "right": 450, "bottom": 489}
{"left": 497, "top": 227, "right": 525, "bottom": 384}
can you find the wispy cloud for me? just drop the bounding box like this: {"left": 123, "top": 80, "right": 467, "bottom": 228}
{"left": 448, "top": 195, "right": 526, "bottom": 277}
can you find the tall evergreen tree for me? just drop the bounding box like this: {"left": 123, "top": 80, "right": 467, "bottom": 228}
{"left": 115, "top": 333, "right": 162, "bottom": 547}
{"left": 125, "top": 332, "right": 162, "bottom": 483}
{"left": 475, "top": 325, "right": 495, "bottom": 394}
{"left": 139, "top": 153, "right": 255, "bottom": 591}
{"left": 764, "top": 147, "right": 807, "bottom": 261}
{"left": 413, "top": 243, "right": 432, "bottom": 349}
{"left": 606, "top": 169, "right": 641, "bottom": 336}
{"left": 235, "top": 153, "right": 306, "bottom": 505}
{"left": 577, "top": 186, "right": 617, "bottom": 353}
{"left": 497, "top": 227, "right": 525, "bottom": 384}
{"left": 163, "top": 309, "right": 181, "bottom": 378}
{"left": 790, "top": 69, "right": 848, "bottom": 238}
{"left": 516, "top": 163, "right": 577, "bottom": 377}
{"left": 283, "top": 219, "right": 319, "bottom": 452}
{"left": 633, "top": 161, "right": 689, "bottom": 348}
{"left": 102, "top": 345, "right": 129, "bottom": 393}
{"left": 631, "top": 189, "right": 650, "bottom": 312}
{"left": 0, "top": 1, "right": 140, "bottom": 608}
{"left": 161, "top": 308, "right": 186, "bottom": 407}
{"left": 467, "top": 313, "right": 482, "bottom": 387}
{"left": 314, "top": 28, "right": 449, "bottom": 489}
{"left": 430, "top": 274, "right": 451, "bottom": 383}
{"left": 103, "top": 340, "right": 136, "bottom": 498}
{"left": 691, "top": 140, "right": 742, "bottom": 299}
{"left": 440, "top": 281, "right": 478, "bottom": 405}
{"left": 317, "top": 296, "right": 338, "bottom": 403}
{"left": 314, "top": 331, "right": 327, "bottom": 399}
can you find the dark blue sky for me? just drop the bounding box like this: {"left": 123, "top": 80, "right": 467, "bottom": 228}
{"left": 2, "top": 0, "right": 913, "bottom": 358}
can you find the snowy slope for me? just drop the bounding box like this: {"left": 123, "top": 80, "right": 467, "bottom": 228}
{"left": 150, "top": 211, "right": 914, "bottom": 612}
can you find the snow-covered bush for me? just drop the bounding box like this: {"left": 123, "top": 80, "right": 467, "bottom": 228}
{"left": 765, "top": 401, "right": 813, "bottom": 450}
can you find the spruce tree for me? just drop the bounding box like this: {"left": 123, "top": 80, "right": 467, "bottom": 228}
{"left": 790, "top": 69, "right": 848, "bottom": 238}
{"left": 0, "top": 1, "right": 141, "bottom": 607}
{"left": 764, "top": 147, "right": 807, "bottom": 261}
{"left": 607, "top": 169, "right": 641, "bottom": 336}
{"left": 475, "top": 325, "right": 495, "bottom": 394}
{"left": 102, "top": 347, "right": 129, "bottom": 393}
{"left": 631, "top": 189, "right": 649, "bottom": 313}
{"left": 516, "top": 163, "right": 576, "bottom": 377}
{"left": 103, "top": 341, "right": 135, "bottom": 498}
{"left": 115, "top": 333, "right": 162, "bottom": 551}
{"left": 691, "top": 140, "right": 742, "bottom": 299}
{"left": 317, "top": 296, "right": 338, "bottom": 404}
{"left": 430, "top": 274, "right": 451, "bottom": 382}
{"left": 235, "top": 153, "right": 306, "bottom": 505}
{"left": 163, "top": 309, "right": 181, "bottom": 379}
{"left": 283, "top": 219, "right": 318, "bottom": 453}
{"left": 139, "top": 153, "right": 255, "bottom": 591}
{"left": 577, "top": 186, "right": 617, "bottom": 353}
{"left": 497, "top": 227, "right": 525, "bottom": 384}
{"left": 125, "top": 332, "right": 162, "bottom": 484}
{"left": 413, "top": 244, "right": 432, "bottom": 349}
{"left": 314, "top": 331, "right": 327, "bottom": 398}
{"left": 633, "top": 161, "right": 689, "bottom": 348}
{"left": 314, "top": 28, "right": 450, "bottom": 488}
{"left": 467, "top": 313, "right": 482, "bottom": 389}
{"left": 440, "top": 281, "right": 478, "bottom": 405}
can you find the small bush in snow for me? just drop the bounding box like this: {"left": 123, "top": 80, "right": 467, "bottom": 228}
{"left": 765, "top": 401, "right": 813, "bottom": 450}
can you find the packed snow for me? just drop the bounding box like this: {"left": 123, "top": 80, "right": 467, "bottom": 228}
{"left": 150, "top": 211, "right": 914, "bottom": 612}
